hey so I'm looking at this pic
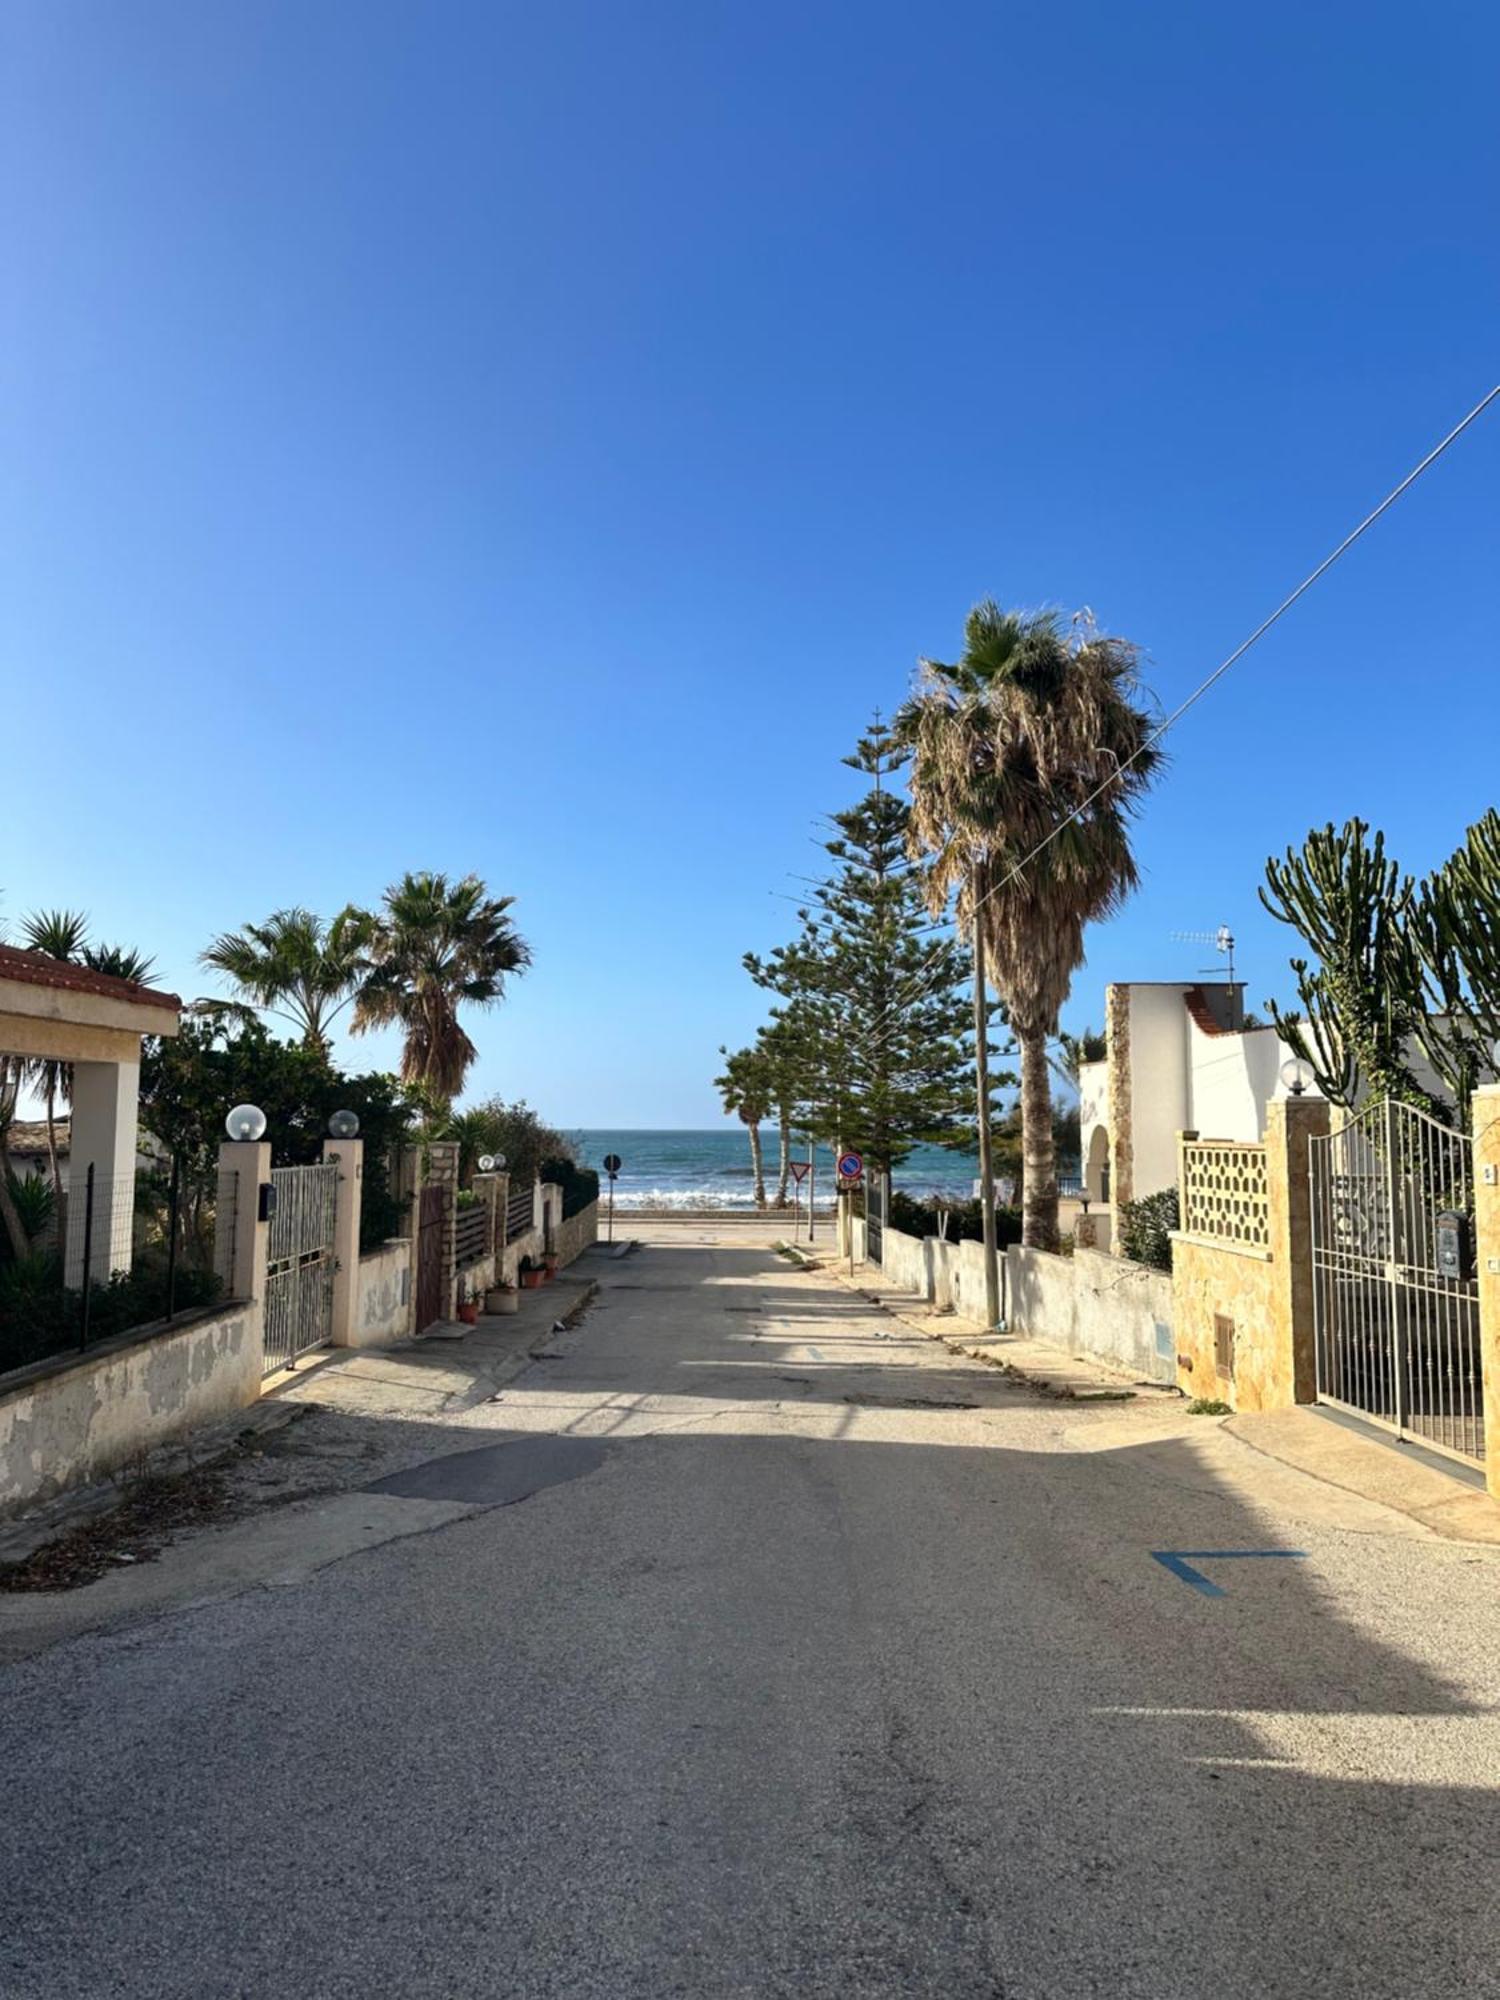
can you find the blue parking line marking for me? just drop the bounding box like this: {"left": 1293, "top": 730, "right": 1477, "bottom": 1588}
{"left": 1152, "top": 1550, "right": 1309, "bottom": 1597}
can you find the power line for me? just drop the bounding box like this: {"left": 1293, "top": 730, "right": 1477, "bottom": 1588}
{"left": 854, "top": 382, "right": 1500, "bottom": 1064}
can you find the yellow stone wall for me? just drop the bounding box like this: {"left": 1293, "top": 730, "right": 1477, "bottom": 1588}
{"left": 1171, "top": 1098, "right": 1328, "bottom": 1411}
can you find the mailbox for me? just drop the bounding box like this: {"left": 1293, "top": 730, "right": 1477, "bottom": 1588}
{"left": 1434, "top": 1210, "right": 1470, "bottom": 1282}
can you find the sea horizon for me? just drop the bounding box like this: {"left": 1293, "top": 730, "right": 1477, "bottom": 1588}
{"left": 566, "top": 1127, "right": 987, "bottom": 1211}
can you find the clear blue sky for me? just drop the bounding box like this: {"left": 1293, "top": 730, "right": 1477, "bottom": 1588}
{"left": 5, "top": 2, "right": 1497, "bottom": 1126}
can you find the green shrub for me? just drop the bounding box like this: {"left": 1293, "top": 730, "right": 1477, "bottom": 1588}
{"left": 542, "top": 1157, "right": 600, "bottom": 1220}
{"left": 888, "top": 1190, "right": 1023, "bottom": 1247}
{"left": 1119, "top": 1187, "right": 1179, "bottom": 1272}
{"left": 4, "top": 1175, "right": 55, "bottom": 1253}
{"left": 0, "top": 1254, "right": 223, "bottom": 1377}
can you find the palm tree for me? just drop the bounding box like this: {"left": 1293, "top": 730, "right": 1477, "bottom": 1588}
{"left": 1053, "top": 1026, "right": 1106, "bottom": 1092}
{"left": 201, "top": 907, "right": 370, "bottom": 1057}
{"left": 351, "top": 872, "right": 531, "bottom": 1103}
{"left": 18, "top": 909, "right": 89, "bottom": 1207}
{"left": 716, "top": 1045, "right": 771, "bottom": 1210}
{"left": 900, "top": 603, "right": 1161, "bottom": 1254}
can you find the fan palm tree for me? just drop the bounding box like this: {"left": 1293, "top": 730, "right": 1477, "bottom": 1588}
{"left": 716, "top": 1045, "right": 771, "bottom": 1209}
{"left": 201, "top": 907, "right": 370, "bottom": 1057}
{"left": 350, "top": 872, "right": 531, "bottom": 1103}
{"left": 899, "top": 602, "right": 1161, "bottom": 1254}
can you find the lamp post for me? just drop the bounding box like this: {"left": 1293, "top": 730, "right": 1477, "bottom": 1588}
{"left": 1279, "top": 1057, "right": 1315, "bottom": 1098}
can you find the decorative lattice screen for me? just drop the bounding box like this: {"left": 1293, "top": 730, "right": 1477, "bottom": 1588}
{"left": 1181, "top": 1141, "right": 1270, "bottom": 1251}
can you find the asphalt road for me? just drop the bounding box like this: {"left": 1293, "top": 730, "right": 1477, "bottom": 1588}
{"left": 4, "top": 1227, "right": 1498, "bottom": 1998}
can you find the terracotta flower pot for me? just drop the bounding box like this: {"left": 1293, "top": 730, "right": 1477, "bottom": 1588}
{"left": 520, "top": 1268, "right": 546, "bottom": 1289}
{"left": 457, "top": 1299, "right": 480, "bottom": 1325}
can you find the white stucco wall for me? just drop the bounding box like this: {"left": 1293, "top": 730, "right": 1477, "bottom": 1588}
{"left": 356, "top": 1240, "right": 414, "bottom": 1347}
{"left": 1006, "top": 1245, "right": 1174, "bottom": 1383}
{"left": 1127, "top": 986, "right": 1191, "bottom": 1198}
{"left": 0, "top": 1302, "right": 261, "bottom": 1519}
{"left": 1188, "top": 1020, "right": 1286, "bottom": 1141}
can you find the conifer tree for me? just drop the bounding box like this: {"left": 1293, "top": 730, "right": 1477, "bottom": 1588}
{"left": 745, "top": 716, "right": 1006, "bottom": 1173}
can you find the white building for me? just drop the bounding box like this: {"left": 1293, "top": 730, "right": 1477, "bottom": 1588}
{"left": 1078, "top": 981, "right": 1314, "bottom": 1215}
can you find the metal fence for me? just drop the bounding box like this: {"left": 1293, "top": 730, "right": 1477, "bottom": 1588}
{"left": 262, "top": 1162, "right": 338, "bottom": 1374}
{"left": 453, "top": 1201, "right": 490, "bottom": 1269}
{"left": 0, "top": 1156, "right": 221, "bottom": 1378}
{"left": 1310, "top": 1098, "right": 1484, "bottom": 1466}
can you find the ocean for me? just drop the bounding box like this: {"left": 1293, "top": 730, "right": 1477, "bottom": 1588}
{"left": 568, "top": 1129, "right": 984, "bottom": 1211}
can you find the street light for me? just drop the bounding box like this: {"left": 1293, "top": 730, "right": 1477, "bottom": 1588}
{"left": 225, "top": 1104, "right": 267, "bottom": 1142}
{"left": 477, "top": 1153, "right": 507, "bottom": 1174}
{"left": 1279, "top": 1057, "right": 1315, "bottom": 1097}
{"left": 328, "top": 1109, "right": 360, "bottom": 1139}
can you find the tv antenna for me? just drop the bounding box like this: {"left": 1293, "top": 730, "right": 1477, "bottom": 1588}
{"left": 1171, "top": 925, "right": 1239, "bottom": 1028}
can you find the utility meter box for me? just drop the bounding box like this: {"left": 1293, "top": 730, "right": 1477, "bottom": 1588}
{"left": 1434, "top": 1210, "right": 1470, "bottom": 1282}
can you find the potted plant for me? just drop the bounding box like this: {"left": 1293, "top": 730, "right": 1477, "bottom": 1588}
{"left": 541, "top": 1248, "right": 560, "bottom": 1277}
{"left": 484, "top": 1279, "right": 520, "bottom": 1316}
{"left": 456, "top": 1281, "right": 480, "bottom": 1325}
{"left": 518, "top": 1256, "right": 546, "bottom": 1290}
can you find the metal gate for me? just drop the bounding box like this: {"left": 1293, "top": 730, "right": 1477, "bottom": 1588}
{"left": 414, "top": 1184, "right": 447, "bottom": 1334}
{"left": 865, "top": 1170, "right": 887, "bottom": 1267}
{"left": 263, "top": 1163, "right": 338, "bottom": 1374}
{"left": 1309, "top": 1099, "right": 1484, "bottom": 1466}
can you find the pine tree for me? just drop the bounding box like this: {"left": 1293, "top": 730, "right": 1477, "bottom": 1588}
{"left": 745, "top": 716, "right": 1006, "bottom": 1173}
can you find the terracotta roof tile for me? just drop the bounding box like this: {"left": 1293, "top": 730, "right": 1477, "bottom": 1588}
{"left": 0, "top": 945, "right": 180, "bottom": 1013}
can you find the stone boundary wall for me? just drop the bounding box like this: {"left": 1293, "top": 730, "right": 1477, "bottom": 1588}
{"left": 868, "top": 1225, "right": 1171, "bottom": 1373}
{"left": 0, "top": 1302, "right": 261, "bottom": 1519}
{"left": 1007, "top": 1245, "right": 1174, "bottom": 1384}
{"left": 554, "top": 1199, "right": 599, "bottom": 1268}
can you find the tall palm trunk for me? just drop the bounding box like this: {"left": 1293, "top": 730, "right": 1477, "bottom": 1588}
{"left": 745, "top": 1117, "right": 767, "bottom": 1210}
{"left": 972, "top": 868, "right": 1000, "bottom": 1327}
{"left": 1018, "top": 1023, "right": 1059, "bottom": 1251}
{"left": 774, "top": 1109, "right": 791, "bottom": 1208}
{"left": 42, "top": 1067, "right": 68, "bottom": 1241}
{"left": 0, "top": 1170, "right": 28, "bottom": 1259}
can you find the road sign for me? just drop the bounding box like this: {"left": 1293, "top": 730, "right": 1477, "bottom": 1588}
{"left": 789, "top": 1161, "right": 811, "bottom": 1185}
{"left": 836, "top": 1151, "right": 863, "bottom": 1181}
{"left": 603, "top": 1154, "right": 622, "bottom": 1175}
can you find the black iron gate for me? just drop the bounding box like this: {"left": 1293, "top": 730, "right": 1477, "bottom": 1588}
{"left": 415, "top": 1184, "right": 447, "bottom": 1333}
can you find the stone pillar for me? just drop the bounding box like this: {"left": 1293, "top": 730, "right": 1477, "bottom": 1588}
{"left": 1470, "top": 1084, "right": 1500, "bottom": 1502}
{"left": 473, "top": 1171, "right": 504, "bottom": 1263}
{"left": 1265, "top": 1096, "right": 1329, "bottom": 1405}
{"left": 215, "top": 1137, "right": 272, "bottom": 1311}
{"left": 322, "top": 1136, "right": 364, "bottom": 1348}
{"left": 422, "top": 1140, "right": 461, "bottom": 1322}
{"left": 64, "top": 1058, "right": 141, "bottom": 1285}
{"left": 1105, "top": 983, "right": 1134, "bottom": 1214}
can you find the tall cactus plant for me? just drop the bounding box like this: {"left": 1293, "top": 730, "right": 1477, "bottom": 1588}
{"left": 1259, "top": 819, "right": 1446, "bottom": 1121}
{"left": 1412, "top": 807, "right": 1500, "bottom": 1109}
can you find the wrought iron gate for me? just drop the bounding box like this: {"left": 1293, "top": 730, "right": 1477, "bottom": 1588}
{"left": 263, "top": 1163, "right": 339, "bottom": 1374}
{"left": 1309, "top": 1099, "right": 1484, "bottom": 1466}
{"left": 865, "top": 1171, "right": 887, "bottom": 1267}
{"left": 415, "top": 1184, "right": 447, "bottom": 1334}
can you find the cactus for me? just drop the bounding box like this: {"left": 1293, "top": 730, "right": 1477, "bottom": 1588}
{"left": 1259, "top": 819, "right": 1447, "bottom": 1122}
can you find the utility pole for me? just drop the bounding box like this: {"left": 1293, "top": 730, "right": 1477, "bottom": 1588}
{"left": 807, "top": 1129, "right": 816, "bottom": 1242}
{"left": 972, "top": 859, "right": 1000, "bottom": 1329}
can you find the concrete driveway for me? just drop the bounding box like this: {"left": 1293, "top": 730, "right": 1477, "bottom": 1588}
{"left": 3, "top": 1223, "right": 1497, "bottom": 1997}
